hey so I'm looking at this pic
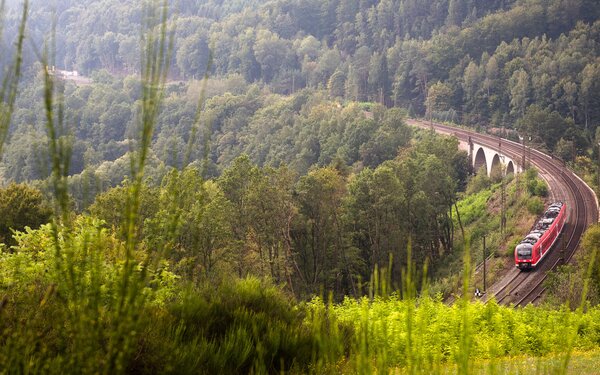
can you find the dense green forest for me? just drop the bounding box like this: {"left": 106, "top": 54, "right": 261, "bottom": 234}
{"left": 1, "top": 0, "right": 600, "bottom": 373}
{"left": 79, "top": 129, "right": 471, "bottom": 299}
{"left": 1, "top": 0, "right": 599, "bottom": 190}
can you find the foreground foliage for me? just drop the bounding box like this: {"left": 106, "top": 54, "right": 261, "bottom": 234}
{"left": 3, "top": 233, "right": 600, "bottom": 374}
{"left": 329, "top": 297, "right": 600, "bottom": 371}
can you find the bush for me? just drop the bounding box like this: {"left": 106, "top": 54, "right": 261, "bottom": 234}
{"left": 525, "top": 168, "right": 538, "bottom": 180}
{"left": 534, "top": 179, "right": 548, "bottom": 197}
{"left": 489, "top": 164, "right": 504, "bottom": 183}
{"left": 466, "top": 167, "right": 491, "bottom": 195}
{"left": 527, "top": 197, "right": 544, "bottom": 215}
{"left": 507, "top": 237, "right": 522, "bottom": 257}
{"left": 524, "top": 168, "right": 548, "bottom": 197}
{"left": 0, "top": 183, "right": 52, "bottom": 246}
{"left": 526, "top": 177, "right": 548, "bottom": 197}
{"left": 131, "top": 277, "right": 319, "bottom": 374}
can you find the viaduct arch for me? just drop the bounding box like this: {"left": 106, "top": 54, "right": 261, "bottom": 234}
{"left": 467, "top": 139, "right": 522, "bottom": 176}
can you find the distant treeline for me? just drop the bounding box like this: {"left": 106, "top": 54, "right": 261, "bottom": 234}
{"left": 8, "top": 1, "right": 597, "bottom": 115}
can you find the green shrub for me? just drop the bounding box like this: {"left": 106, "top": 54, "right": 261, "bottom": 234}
{"left": 526, "top": 178, "right": 547, "bottom": 197}
{"left": 526, "top": 178, "right": 537, "bottom": 195}
{"left": 527, "top": 197, "right": 544, "bottom": 215}
{"left": 490, "top": 164, "right": 504, "bottom": 183}
{"left": 524, "top": 168, "right": 548, "bottom": 197}
{"left": 130, "top": 278, "right": 320, "bottom": 374}
{"left": 525, "top": 168, "right": 538, "bottom": 180}
{"left": 0, "top": 183, "right": 52, "bottom": 246}
{"left": 455, "top": 188, "right": 491, "bottom": 226}
{"left": 507, "top": 237, "right": 521, "bottom": 257}
{"left": 466, "top": 167, "right": 491, "bottom": 195}
{"left": 534, "top": 179, "right": 548, "bottom": 197}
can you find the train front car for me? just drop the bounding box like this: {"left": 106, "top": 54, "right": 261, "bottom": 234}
{"left": 515, "top": 242, "right": 534, "bottom": 269}
{"left": 515, "top": 234, "right": 539, "bottom": 270}
{"left": 514, "top": 202, "right": 567, "bottom": 270}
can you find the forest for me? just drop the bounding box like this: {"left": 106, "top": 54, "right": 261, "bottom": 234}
{"left": 0, "top": 0, "right": 600, "bottom": 373}
{"left": 0, "top": 0, "right": 598, "bottom": 187}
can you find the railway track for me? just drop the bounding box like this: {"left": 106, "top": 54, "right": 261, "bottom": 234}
{"left": 407, "top": 119, "right": 599, "bottom": 306}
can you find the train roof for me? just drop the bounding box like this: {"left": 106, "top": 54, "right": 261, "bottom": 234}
{"left": 516, "top": 242, "right": 532, "bottom": 250}
{"left": 521, "top": 232, "right": 541, "bottom": 244}
{"left": 543, "top": 202, "right": 563, "bottom": 219}
{"left": 541, "top": 217, "right": 554, "bottom": 224}
{"left": 521, "top": 238, "right": 537, "bottom": 245}
{"left": 517, "top": 201, "right": 564, "bottom": 247}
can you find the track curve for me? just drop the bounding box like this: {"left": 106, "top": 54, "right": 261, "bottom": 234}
{"left": 407, "top": 119, "right": 599, "bottom": 306}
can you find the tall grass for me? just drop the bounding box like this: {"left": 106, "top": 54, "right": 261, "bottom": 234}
{"left": 0, "top": 2, "right": 31, "bottom": 370}
{"left": 108, "top": 2, "right": 174, "bottom": 370}
{"left": 458, "top": 236, "right": 472, "bottom": 375}
{"left": 5, "top": 0, "right": 178, "bottom": 372}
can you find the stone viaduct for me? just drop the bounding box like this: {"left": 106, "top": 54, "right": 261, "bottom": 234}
{"left": 459, "top": 137, "right": 522, "bottom": 176}
{"left": 405, "top": 119, "right": 522, "bottom": 176}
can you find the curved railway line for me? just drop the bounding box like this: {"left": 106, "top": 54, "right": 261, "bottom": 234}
{"left": 407, "top": 119, "right": 599, "bottom": 306}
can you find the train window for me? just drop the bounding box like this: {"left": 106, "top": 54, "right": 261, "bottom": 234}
{"left": 517, "top": 245, "right": 532, "bottom": 259}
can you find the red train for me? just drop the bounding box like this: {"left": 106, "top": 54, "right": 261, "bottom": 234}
{"left": 514, "top": 202, "right": 567, "bottom": 270}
